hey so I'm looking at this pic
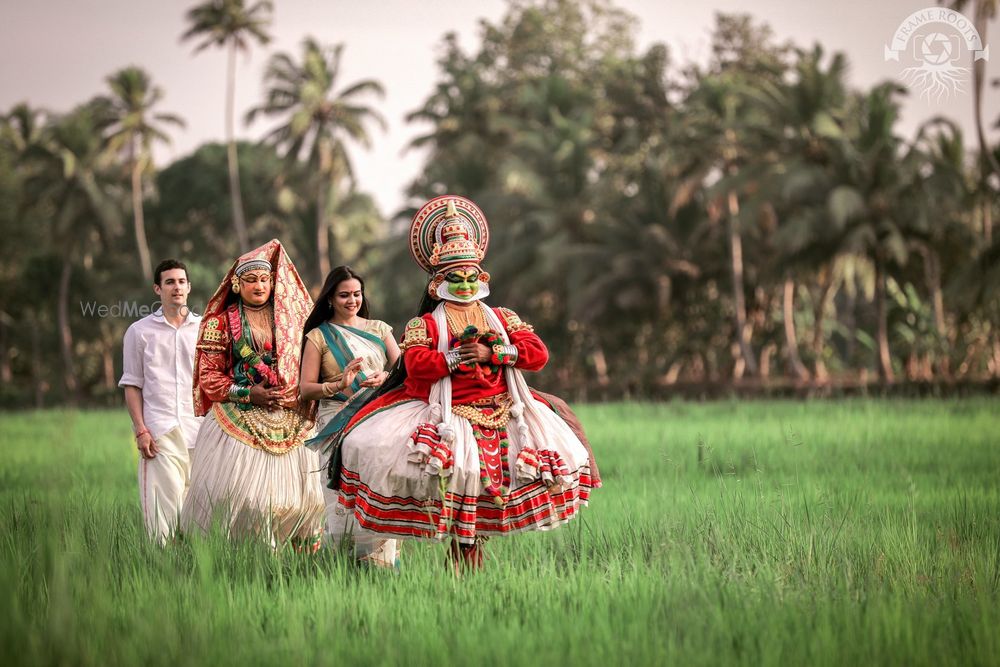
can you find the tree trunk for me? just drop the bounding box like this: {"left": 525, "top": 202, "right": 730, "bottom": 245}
{"left": 812, "top": 272, "right": 834, "bottom": 383}
{"left": 874, "top": 258, "right": 894, "bottom": 383}
{"left": 663, "top": 359, "right": 683, "bottom": 385}
{"left": 844, "top": 288, "right": 857, "bottom": 373}
{"left": 590, "top": 345, "right": 610, "bottom": 387}
{"left": 0, "top": 315, "right": 10, "bottom": 383}
{"left": 957, "top": 336, "right": 983, "bottom": 378}
{"left": 992, "top": 337, "right": 1000, "bottom": 379}
{"left": 102, "top": 346, "right": 115, "bottom": 390}
{"left": 983, "top": 197, "right": 993, "bottom": 247}
{"left": 31, "top": 313, "right": 44, "bottom": 409}
{"left": 760, "top": 343, "right": 777, "bottom": 380}
{"left": 100, "top": 322, "right": 116, "bottom": 390}
{"left": 917, "top": 243, "right": 949, "bottom": 378}
{"left": 905, "top": 351, "right": 918, "bottom": 381}
{"left": 727, "top": 190, "right": 757, "bottom": 377}
{"left": 226, "top": 41, "right": 249, "bottom": 252}
{"left": 972, "top": 3, "right": 999, "bottom": 247}
{"left": 316, "top": 186, "right": 330, "bottom": 286}
{"left": 926, "top": 253, "right": 945, "bottom": 341}
{"left": 782, "top": 276, "right": 810, "bottom": 381}
{"left": 730, "top": 342, "right": 745, "bottom": 380}
{"left": 131, "top": 154, "right": 153, "bottom": 283}
{"left": 691, "top": 352, "right": 706, "bottom": 382}
{"left": 58, "top": 257, "right": 79, "bottom": 403}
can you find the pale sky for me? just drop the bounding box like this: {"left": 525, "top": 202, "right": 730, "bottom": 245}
{"left": 2, "top": 0, "right": 997, "bottom": 218}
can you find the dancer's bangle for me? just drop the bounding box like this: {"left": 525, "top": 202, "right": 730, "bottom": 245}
{"left": 491, "top": 344, "right": 518, "bottom": 366}
{"left": 444, "top": 349, "right": 462, "bottom": 373}
{"left": 134, "top": 428, "right": 150, "bottom": 441}
{"left": 228, "top": 384, "right": 251, "bottom": 404}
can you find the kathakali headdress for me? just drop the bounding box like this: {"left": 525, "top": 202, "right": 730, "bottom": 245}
{"left": 409, "top": 195, "right": 492, "bottom": 302}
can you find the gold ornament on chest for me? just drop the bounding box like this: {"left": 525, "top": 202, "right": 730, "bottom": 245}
{"left": 444, "top": 303, "right": 488, "bottom": 337}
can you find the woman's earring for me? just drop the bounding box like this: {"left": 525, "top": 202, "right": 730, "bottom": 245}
{"left": 231, "top": 276, "right": 241, "bottom": 294}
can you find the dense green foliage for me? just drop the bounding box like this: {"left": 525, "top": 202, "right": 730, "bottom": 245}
{"left": 1, "top": 401, "right": 998, "bottom": 665}
{"left": 2, "top": 0, "right": 999, "bottom": 407}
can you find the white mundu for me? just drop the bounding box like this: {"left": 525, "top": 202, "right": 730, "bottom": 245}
{"left": 120, "top": 307, "right": 202, "bottom": 543}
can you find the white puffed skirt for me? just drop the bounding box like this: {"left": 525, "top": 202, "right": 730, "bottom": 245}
{"left": 181, "top": 412, "right": 325, "bottom": 546}
{"left": 314, "top": 399, "right": 397, "bottom": 564}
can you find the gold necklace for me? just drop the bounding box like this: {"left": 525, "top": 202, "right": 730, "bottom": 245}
{"left": 444, "top": 302, "right": 487, "bottom": 336}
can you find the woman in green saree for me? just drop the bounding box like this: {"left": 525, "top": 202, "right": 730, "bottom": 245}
{"left": 299, "top": 266, "right": 400, "bottom": 565}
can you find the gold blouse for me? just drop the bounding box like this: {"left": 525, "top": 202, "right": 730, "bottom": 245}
{"left": 304, "top": 319, "right": 393, "bottom": 384}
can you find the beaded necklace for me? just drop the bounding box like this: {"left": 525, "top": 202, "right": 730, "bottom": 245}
{"left": 228, "top": 302, "right": 279, "bottom": 392}
{"left": 444, "top": 302, "right": 487, "bottom": 337}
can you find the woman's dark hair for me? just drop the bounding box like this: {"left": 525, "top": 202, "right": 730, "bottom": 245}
{"left": 302, "top": 266, "right": 370, "bottom": 338}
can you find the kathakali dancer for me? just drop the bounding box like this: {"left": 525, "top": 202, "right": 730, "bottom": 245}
{"left": 181, "top": 240, "right": 324, "bottom": 547}
{"left": 332, "top": 196, "right": 598, "bottom": 567}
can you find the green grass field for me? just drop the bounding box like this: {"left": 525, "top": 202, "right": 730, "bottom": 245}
{"left": 2, "top": 400, "right": 999, "bottom": 666}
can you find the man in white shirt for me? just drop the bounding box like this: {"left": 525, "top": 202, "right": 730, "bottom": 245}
{"left": 119, "top": 259, "right": 203, "bottom": 544}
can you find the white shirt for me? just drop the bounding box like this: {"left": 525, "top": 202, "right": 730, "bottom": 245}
{"left": 119, "top": 307, "right": 203, "bottom": 447}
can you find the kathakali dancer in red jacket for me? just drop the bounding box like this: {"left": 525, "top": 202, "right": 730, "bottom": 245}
{"left": 182, "top": 240, "right": 324, "bottom": 548}
{"left": 332, "top": 196, "right": 598, "bottom": 566}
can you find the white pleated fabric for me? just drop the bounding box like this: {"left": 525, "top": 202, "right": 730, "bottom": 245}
{"left": 138, "top": 425, "right": 191, "bottom": 545}
{"left": 181, "top": 413, "right": 325, "bottom": 545}
{"left": 419, "top": 302, "right": 591, "bottom": 505}
{"left": 479, "top": 304, "right": 592, "bottom": 481}
{"left": 315, "top": 400, "right": 398, "bottom": 564}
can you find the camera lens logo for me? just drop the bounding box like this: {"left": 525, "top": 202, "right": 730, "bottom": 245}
{"left": 884, "top": 7, "right": 989, "bottom": 102}
{"left": 918, "top": 32, "right": 957, "bottom": 66}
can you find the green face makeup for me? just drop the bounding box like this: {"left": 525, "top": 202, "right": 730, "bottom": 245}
{"left": 445, "top": 269, "right": 480, "bottom": 301}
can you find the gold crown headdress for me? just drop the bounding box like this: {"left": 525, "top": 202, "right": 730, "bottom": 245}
{"left": 409, "top": 196, "right": 490, "bottom": 275}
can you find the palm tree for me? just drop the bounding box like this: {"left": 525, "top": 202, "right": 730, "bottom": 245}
{"left": 675, "top": 72, "right": 764, "bottom": 379}
{"left": 793, "top": 83, "right": 917, "bottom": 383}
{"left": 181, "top": 0, "right": 272, "bottom": 252}
{"left": 942, "top": 0, "right": 999, "bottom": 244}
{"left": 753, "top": 45, "right": 852, "bottom": 382}
{"left": 1, "top": 104, "right": 46, "bottom": 156}
{"left": 25, "top": 100, "right": 123, "bottom": 402}
{"left": 761, "top": 80, "right": 918, "bottom": 384}
{"left": 2, "top": 104, "right": 50, "bottom": 401}
{"left": 670, "top": 16, "right": 793, "bottom": 381}
{"left": 908, "top": 117, "right": 978, "bottom": 375}
{"left": 246, "top": 39, "right": 385, "bottom": 284}
{"left": 104, "top": 67, "right": 185, "bottom": 283}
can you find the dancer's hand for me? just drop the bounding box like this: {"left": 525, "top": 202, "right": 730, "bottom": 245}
{"left": 136, "top": 431, "right": 158, "bottom": 459}
{"left": 459, "top": 341, "right": 491, "bottom": 365}
{"left": 250, "top": 383, "right": 284, "bottom": 408}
